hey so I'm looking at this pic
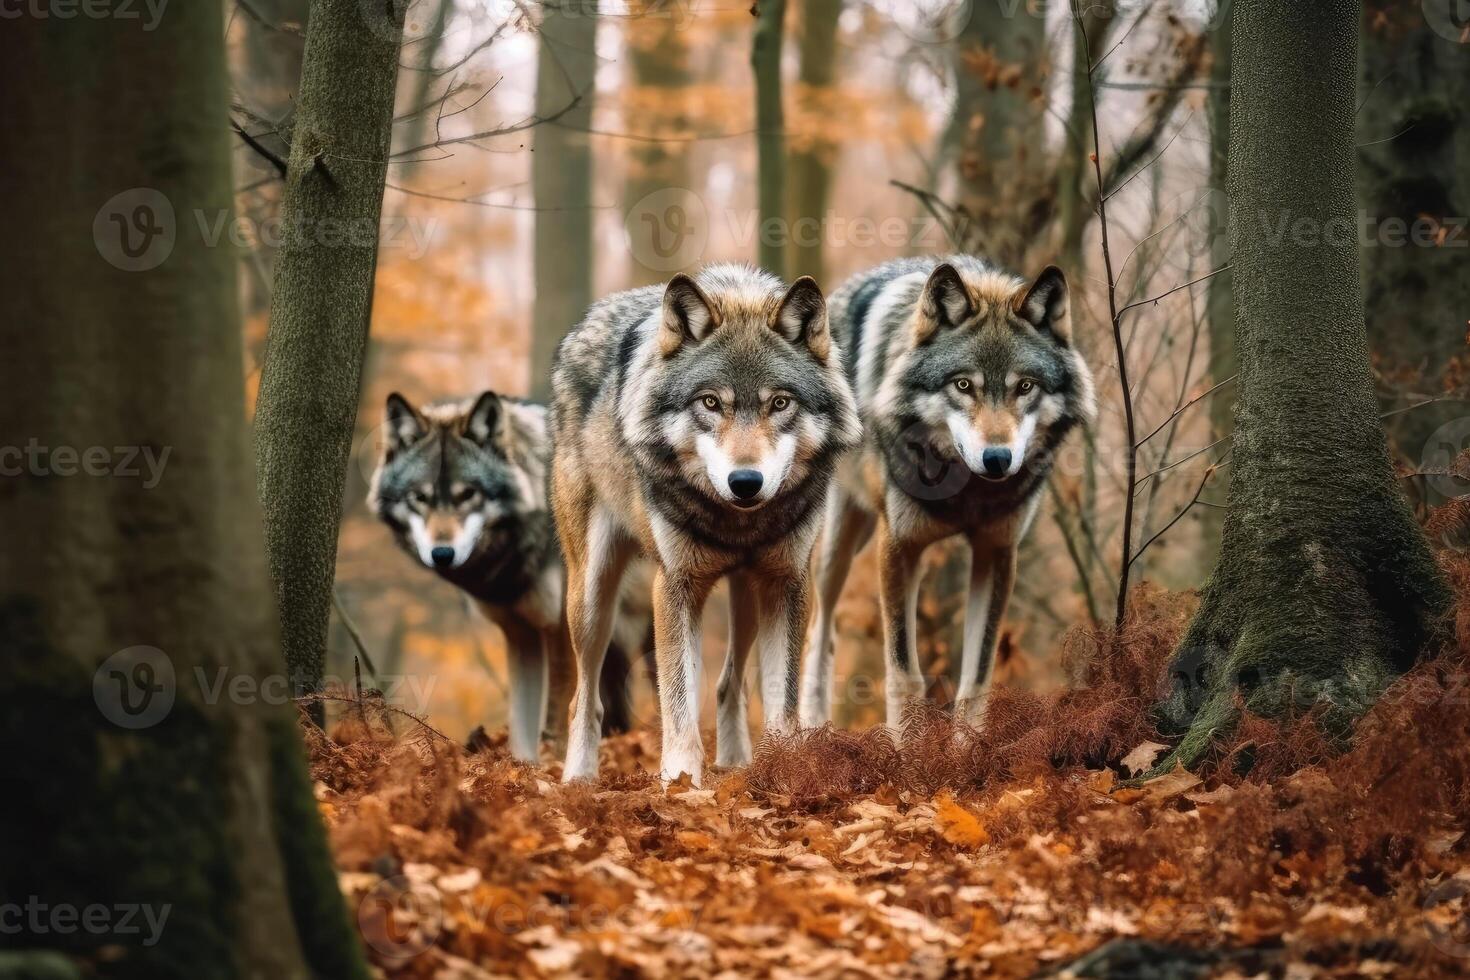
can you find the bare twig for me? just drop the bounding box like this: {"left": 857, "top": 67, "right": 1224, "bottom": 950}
{"left": 231, "top": 120, "right": 288, "bottom": 177}
{"left": 1077, "top": 4, "right": 1137, "bottom": 630}
{"left": 331, "top": 589, "right": 380, "bottom": 681}
{"left": 1136, "top": 374, "right": 1237, "bottom": 448}
{"left": 1117, "top": 266, "right": 1232, "bottom": 318}
{"left": 1130, "top": 465, "right": 1216, "bottom": 568}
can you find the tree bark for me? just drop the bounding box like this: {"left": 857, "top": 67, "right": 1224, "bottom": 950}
{"left": 1199, "top": 0, "right": 1234, "bottom": 565}
{"left": 752, "top": 0, "right": 789, "bottom": 279}
{"left": 1359, "top": 0, "right": 1470, "bottom": 460}
{"left": 253, "top": 0, "right": 407, "bottom": 700}
{"left": 0, "top": 5, "right": 367, "bottom": 977}
{"left": 1154, "top": 0, "right": 1450, "bottom": 770}
{"left": 943, "top": 0, "right": 1047, "bottom": 268}
{"left": 787, "top": 0, "right": 841, "bottom": 283}
{"left": 530, "top": 0, "right": 598, "bottom": 401}
{"left": 624, "top": 0, "right": 693, "bottom": 287}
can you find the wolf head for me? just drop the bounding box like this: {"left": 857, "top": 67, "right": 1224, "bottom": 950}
{"left": 369, "top": 391, "right": 541, "bottom": 572}
{"left": 630, "top": 265, "right": 861, "bottom": 512}
{"left": 883, "top": 262, "right": 1096, "bottom": 482}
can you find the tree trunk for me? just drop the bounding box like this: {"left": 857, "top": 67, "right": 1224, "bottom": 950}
{"left": 624, "top": 0, "right": 693, "bottom": 287}
{"left": 253, "top": 0, "right": 407, "bottom": 701}
{"left": 0, "top": 5, "right": 367, "bottom": 978}
{"left": 943, "top": 0, "right": 1047, "bottom": 268}
{"left": 787, "top": 0, "right": 841, "bottom": 283}
{"left": 752, "top": 0, "right": 788, "bottom": 279}
{"left": 1056, "top": 0, "right": 1114, "bottom": 271}
{"left": 530, "top": 1, "right": 598, "bottom": 401}
{"left": 1154, "top": 0, "right": 1450, "bottom": 770}
{"left": 1359, "top": 0, "right": 1470, "bottom": 460}
{"left": 1199, "top": 0, "right": 1234, "bottom": 565}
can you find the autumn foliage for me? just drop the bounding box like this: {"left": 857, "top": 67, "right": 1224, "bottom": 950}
{"left": 308, "top": 544, "right": 1470, "bottom": 978}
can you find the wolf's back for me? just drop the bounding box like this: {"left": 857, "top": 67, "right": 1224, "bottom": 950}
{"left": 549, "top": 284, "right": 664, "bottom": 435}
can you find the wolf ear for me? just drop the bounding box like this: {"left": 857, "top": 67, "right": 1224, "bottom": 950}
{"left": 1014, "top": 266, "right": 1070, "bottom": 346}
{"left": 915, "top": 263, "right": 974, "bottom": 344}
{"left": 463, "top": 391, "right": 503, "bottom": 446}
{"left": 385, "top": 393, "right": 427, "bottom": 453}
{"left": 660, "top": 274, "right": 722, "bottom": 357}
{"left": 771, "top": 276, "right": 831, "bottom": 362}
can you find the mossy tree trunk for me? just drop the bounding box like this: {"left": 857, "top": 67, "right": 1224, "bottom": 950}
{"left": 752, "top": 0, "right": 788, "bottom": 279}
{"left": 0, "top": 5, "right": 367, "bottom": 978}
{"left": 1154, "top": 0, "right": 1450, "bottom": 770}
{"left": 1359, "top": 0, "right": 1470, "bottom": 461}
{"left": 253, "top": 0, "right": 407, "bottom": 701}
{"left": 787, "top": 0, "right": 841, "bottom": 283}
{"left": 530, "top": 0, "right": 598, "bottom": 401}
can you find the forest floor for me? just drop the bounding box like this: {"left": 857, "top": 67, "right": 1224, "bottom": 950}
{"left": 310, "top": 585, "right": 1470, "bottom": 979}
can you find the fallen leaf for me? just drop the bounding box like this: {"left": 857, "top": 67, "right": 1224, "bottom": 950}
{"left": 1122, "top": 740, "right": 1170, "bottom": 777}
{"left": 933, "top": 791, "right": 990, "bottom": 848}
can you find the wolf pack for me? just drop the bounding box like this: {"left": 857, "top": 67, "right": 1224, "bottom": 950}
{"left": 370, "top": 255, "right": 1095, "bottom": 786}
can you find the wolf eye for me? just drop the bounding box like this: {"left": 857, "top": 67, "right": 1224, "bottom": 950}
{"left": 700, "top": 395, "right": 721, "bottom": 412}
{"left": 771, "top": 396, "right": 792, "bottom": 412}
{"left": 952, "top": 377, "right": 972, "bottom": 393}
{"left": 1017, "top": 379, "right": 1036, "bottom": 395}
{"left": 452, "top": 487, "right": 481, "bottom": 507}
{"left": 407, "top": 489, "right": 429, "bottom": 507}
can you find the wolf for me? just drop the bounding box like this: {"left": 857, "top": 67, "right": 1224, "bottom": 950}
{"left": 550, "top": 264, "right": 861, "bottom": 785}
{"left": 797, "top": 256, "right": 1096, "bottom": 732}
{"left": 368, "top": 390, "right": 650, "bottom": 763}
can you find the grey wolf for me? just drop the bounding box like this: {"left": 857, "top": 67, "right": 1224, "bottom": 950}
{"left": 550, "top": 264, "right": 860, "bottom": 784}
{"left": 369, "top": 391, "right": 649, "bottom": 762}
{"left": 797, "top": 256, "right": 1096, "bottom": 731}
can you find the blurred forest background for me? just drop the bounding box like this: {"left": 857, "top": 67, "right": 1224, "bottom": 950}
{"left": 226, "top": 0, "right": 1467, "bottom": 739}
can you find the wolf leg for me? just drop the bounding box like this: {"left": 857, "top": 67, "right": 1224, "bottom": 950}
{"left": 543, "top": 620, "right": 574, "bottom": 749}
{"left": 653, "top": 566, "right": 714, "bottom": 785}
{"left": 752, "top": 569, "right": 809, "bottom": 739}
{"left": 799, "top": 491, "right": 875, "bottom": 727}
{"left": 715, "top": 571, "right": 759, "bottom": 767}
{"left": 956, "top": 545, "right": 1015, "bottom": 726}
{"left": 562, "top": 508, "right": 635, "bottom": 782}
{"left": 877, "top": 519, "right": 927, "bottom": 733}
{"left": 500, "top": 616, "right": 546, "bottom": 764}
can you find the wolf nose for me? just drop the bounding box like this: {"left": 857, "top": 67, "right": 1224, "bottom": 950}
{"left": 981, "top": 448, "right": 1012, "bottom": 477}
{"left": 728, "top": 469, "right": 764, "bottom": 500}
{"left": 430, "top": 546, "right": 456, "bottom": 568}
